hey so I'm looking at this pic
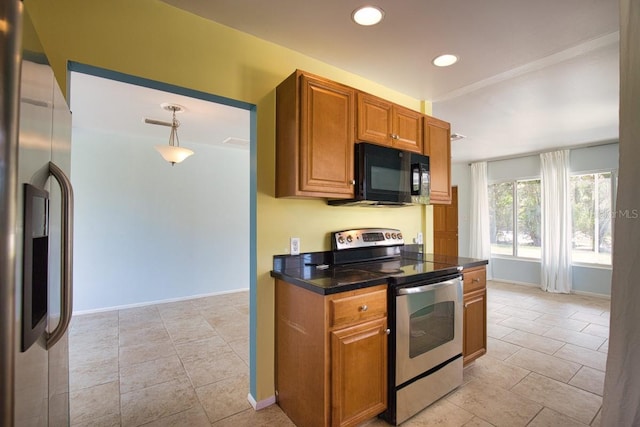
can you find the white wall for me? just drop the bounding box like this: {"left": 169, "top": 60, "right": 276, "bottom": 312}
{"left": 452, "top": 163, "right": 471, "bottom": 257}
{"left": 71, "top": 128, "right": 250, "bottom": 311}
{"left": 452, "top": 142, "right": 618, "bottom": 296}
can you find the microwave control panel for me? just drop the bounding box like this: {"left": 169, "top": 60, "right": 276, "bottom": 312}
{"left": 332, "top": 228, "right": 404, "bottom": 251}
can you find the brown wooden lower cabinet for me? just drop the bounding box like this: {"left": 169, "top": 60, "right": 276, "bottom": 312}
{"left": 331, "top": 318, "right": 387, "bottom": 427}
{"left": 275, "top": 279, "right": 388, "bottom": 427}
{"left": 462, "top": 266, "right": 487, "bottom": 365}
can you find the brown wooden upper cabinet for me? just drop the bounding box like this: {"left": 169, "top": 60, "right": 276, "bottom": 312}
{"left": 357, "top": 93, "right": 423, "bottom": 153}
{"left": 275, "top": 70, "right": 452, "bottom": 204}
{"left": 424, "top": 115, "right": 452, "bottom": 204}
{"left": 276, "top": 70, "right": 356, "bottom": 199}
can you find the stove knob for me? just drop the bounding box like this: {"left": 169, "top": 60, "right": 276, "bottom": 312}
{"left": 385, "top": 232, "right": 391, "bottom": 239}
{"left": 346, "top": 235, "right": 353, "bottom": 243}
{"left": 391, "top": 233, "right": 397, "bottom": 239}
{"left": 338, "top": 236, "right": 345, "bottom": 244}
{"left": 397, "top": 233, "right": 403, "bottom": 240}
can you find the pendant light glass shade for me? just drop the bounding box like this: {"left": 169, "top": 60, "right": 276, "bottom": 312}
{"left": 152, "top": 104, "right": 194, "bottom": 165}
{"left": 154, "top": 145, "right": 194, "bottom": 165}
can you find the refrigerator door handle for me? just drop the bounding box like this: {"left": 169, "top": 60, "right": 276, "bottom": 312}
{"left": 46, "top": 161, "right": 74, "bottom": 350}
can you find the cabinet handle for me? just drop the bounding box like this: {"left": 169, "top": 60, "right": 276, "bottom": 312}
{"left": 360, "top": 304, "right": 368, "bottom": 312}
{"left": 385, "top": 329, "right": 391, "bottom": 335}
{"left": 350, "top": 180, "right": 355, "bottom": 185}
{"left": 390, "top": 134, "right": 399, "bottom": 140}
{"left": 464, "top": 296, "right": 484, "bottom": 308}
{"left": 472, "top": 278, "right": 480, "bottom": 283}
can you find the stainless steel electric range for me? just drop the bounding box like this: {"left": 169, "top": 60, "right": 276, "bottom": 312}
{"left": 330, "top": 228, "right": 464, "bottom": 425}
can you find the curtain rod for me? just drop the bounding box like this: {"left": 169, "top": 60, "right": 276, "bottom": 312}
{"left": 465, "top": 139, "right": 619, "bottom": 166}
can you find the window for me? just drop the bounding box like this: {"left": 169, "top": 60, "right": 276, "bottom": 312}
{"left": 489, "top": 182, "right": 513, "bottom": 255}
{"left": 517, "top": 180, "right": 541, "bottom": 258}
{"left": 489, "top": 179, "right": 541, "bottom": 258}
{"left": 570, "top": 172, "right": 614, "bottom": 265}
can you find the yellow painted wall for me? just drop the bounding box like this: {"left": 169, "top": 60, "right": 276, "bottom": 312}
{"left": 26, "top": 0, "right": 433, "bottom": 401}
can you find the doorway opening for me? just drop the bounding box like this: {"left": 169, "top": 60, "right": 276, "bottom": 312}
{"left": 66, "top": 63, "right": 258, "bottom": 423}
{"left": 68, "top": 65, "right": 254, "bottom": 310}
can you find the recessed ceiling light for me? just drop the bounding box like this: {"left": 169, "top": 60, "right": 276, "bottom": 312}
{"left": 352, "top": 6, "right": 385, "bottom": 26}
{"left": 433, "top": 54, "right": 459, "bottom": 67}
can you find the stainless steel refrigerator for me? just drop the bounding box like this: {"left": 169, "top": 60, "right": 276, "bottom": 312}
{"left": 1, "top": 1, "right": 74, "bottom": 425}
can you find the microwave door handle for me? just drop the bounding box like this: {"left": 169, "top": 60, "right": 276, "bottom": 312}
{"left": 46, "top": 161, "right": 74, "bottom": 350}
{"left": 411, "top": 163, "right": 420, "bottom": 195}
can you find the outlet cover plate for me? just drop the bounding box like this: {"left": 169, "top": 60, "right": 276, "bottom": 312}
{"left": 290, "top": 237, "right": 300, "bottom": 255}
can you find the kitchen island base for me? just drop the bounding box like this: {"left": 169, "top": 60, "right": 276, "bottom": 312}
{"left": 275, "top": 279, "right": 388, "bottom": 427}
{"left": 272, "top": 246, "right": 488, "bottom": 427}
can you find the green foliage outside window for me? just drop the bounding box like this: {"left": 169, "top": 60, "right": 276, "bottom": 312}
{"left": 489, "top": 172, "right": 614, "bottom": 265}
{"left": 489, "top": 179, "right": 541, "bottom": 258}
{"left": 571, "top": 172, "right": 613, "bottom": 264}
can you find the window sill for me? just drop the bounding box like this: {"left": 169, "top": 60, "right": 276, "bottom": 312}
{"left": 571, "top": 262, "right": 612, "bottom": 270}
{"left": 490, "top": 255, "right": 612, "bottom": 270}
{"left": 490, "top": 255, "right": 541, "bottom": 262}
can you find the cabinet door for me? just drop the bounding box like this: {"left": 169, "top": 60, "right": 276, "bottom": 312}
{"left": 424, "top": 116, "right": 452, "bottom": 204}
{"left": 299, "top": 75, "right": 355, "bottom": 197}
{"left": 331, "top": 318, "right": 387, "bottom": 427}
{"left": 357, "top": 93, "right": 393, "bottom": 146}
{"left": 392, "top": 105, "right": 423, "bottom": 153}
{"left": 356, "top": 93, "right": 423, "bottom": 153}
{"left": 463, "top": 288, "right": 487, "bottom": 365}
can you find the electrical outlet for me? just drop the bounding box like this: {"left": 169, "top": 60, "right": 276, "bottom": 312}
{"left": 417, "top": 232, "right": 423, "bottom": 244}
{"left": 290, "top": 237, "right": 300, "bottom": 255}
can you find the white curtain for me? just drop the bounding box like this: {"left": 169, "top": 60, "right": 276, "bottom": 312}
{"left": 602, "top": 0, "right": 640, "bottom": 424}
{"left": 469, "top": 162, "right": 492, "bottom": 279}
{"left": 540, "top": 150, "right": 571, "bottom": 293}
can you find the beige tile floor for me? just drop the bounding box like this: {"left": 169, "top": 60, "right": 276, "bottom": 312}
{"left": 69, "top": 281, "right": 609, "bottom": 426}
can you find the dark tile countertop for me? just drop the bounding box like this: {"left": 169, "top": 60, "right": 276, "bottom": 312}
{"left": 271, "top": 249, "right": 488, "bottom": 295}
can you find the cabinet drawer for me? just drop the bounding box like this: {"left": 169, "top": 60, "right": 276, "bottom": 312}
{"left": 330, "top": 289, "right": 386, "bottom": 328}
{"left": 463, "top": 267, "right": 486, "bottom": 293}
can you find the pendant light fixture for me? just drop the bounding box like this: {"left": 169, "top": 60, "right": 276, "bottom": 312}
{"left": 145, "top": 103, "right": 194, "bottom": 166}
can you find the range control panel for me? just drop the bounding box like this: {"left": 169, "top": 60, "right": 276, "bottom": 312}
{"left": 332, "top": 228, "right": 404, "bottom": 251}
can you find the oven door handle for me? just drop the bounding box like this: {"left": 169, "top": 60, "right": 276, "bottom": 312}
{"left": 396, "top": 277, "right": 461, "bottom": 295}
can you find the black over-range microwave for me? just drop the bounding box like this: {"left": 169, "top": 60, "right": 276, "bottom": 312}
{"left": 329, "top": 142, "right": 430, "bottom": 206}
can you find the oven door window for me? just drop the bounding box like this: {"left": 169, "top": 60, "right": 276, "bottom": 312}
{"left": 409, "top": 301, "right": 455, "bottom": 358}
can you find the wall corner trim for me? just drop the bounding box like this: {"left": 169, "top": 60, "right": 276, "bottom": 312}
{"left": 247, "top": 393, "right": 276, "bottom": 411}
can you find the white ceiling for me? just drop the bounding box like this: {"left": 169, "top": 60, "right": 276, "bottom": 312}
{"left": 159, "top": 0, "right": 620, "bottom": 163}
{"left": 72, "top": 1, "right": 620, "bottom": 164}
{"left": 70, "top": 72, "right": 250, "bottom": 150}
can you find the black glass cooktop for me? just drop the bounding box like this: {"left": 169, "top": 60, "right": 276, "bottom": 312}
{"left": 353, "top": 258, "right": 461, "bottom": 285}
{"left": 290, "top": 265, "right": 388, "bottom": 289}
{"left": 278, "top": 256, "right": 461, "bottom": 292}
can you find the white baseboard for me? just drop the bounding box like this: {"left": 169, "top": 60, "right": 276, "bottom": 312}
{"left": 72, "top": 287, "right": 249, "bottom": 316}
{"left": 247, "top": 393, "right": 276, "bottom": 410}
{"left": 489, "top": 279, "right": 539, "bottom": 288}
{"left": 572, "top": 289, "right": 611, "bottom": 300}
